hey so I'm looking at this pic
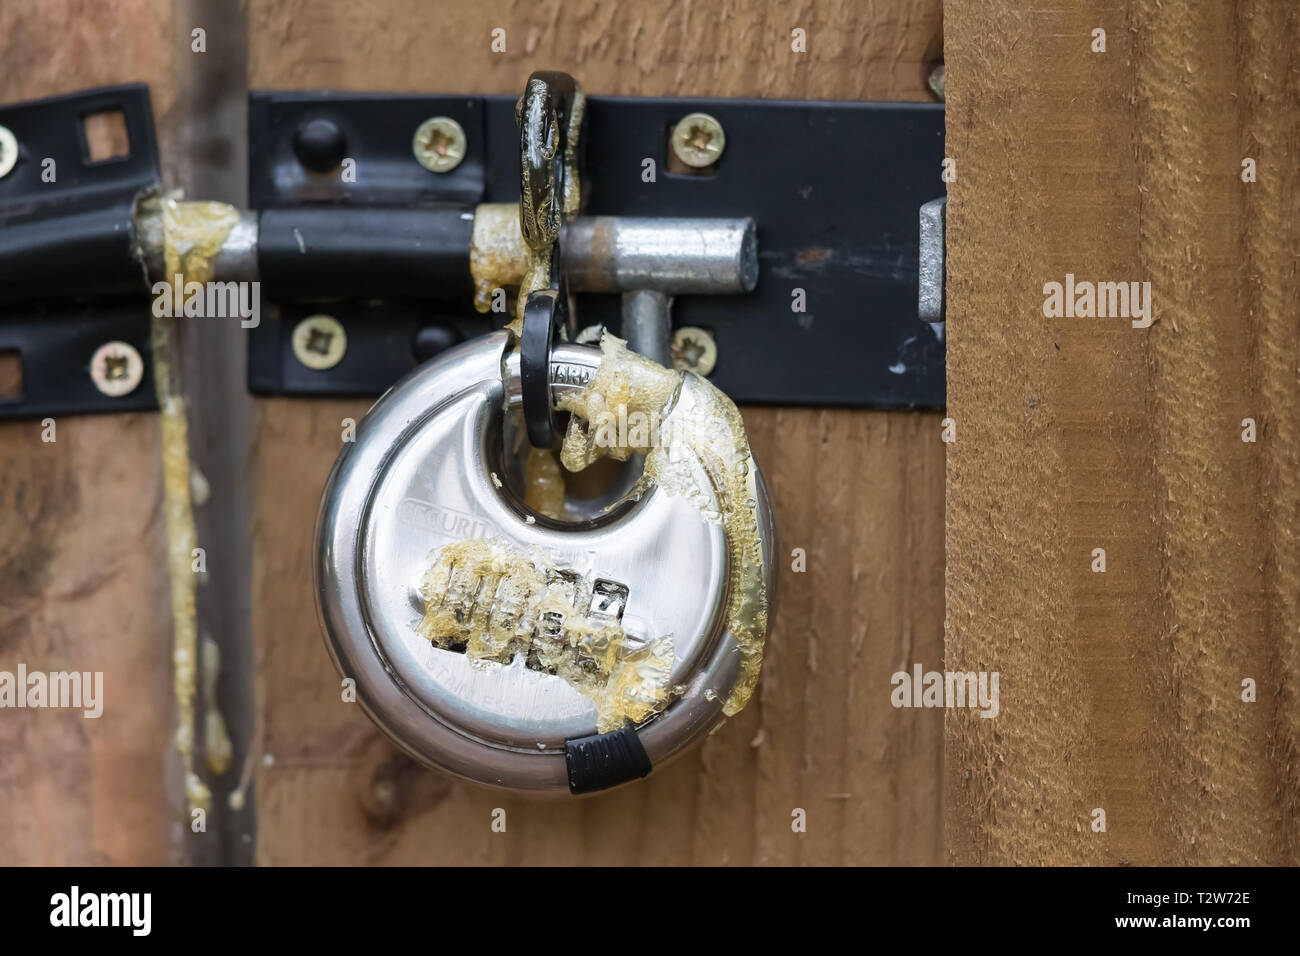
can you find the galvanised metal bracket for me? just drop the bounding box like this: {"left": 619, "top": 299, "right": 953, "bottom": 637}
{"left": 0, "top": 84, "right": 161, "bottom": 418}
{"left": 246, "top": 91, "right": 947, "bottom": 409}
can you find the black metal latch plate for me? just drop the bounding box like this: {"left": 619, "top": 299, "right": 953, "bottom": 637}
{"left": 0, "top": 84, "right": 160, "bottom": 418}
{"left": 248, "top": 92, "right": 945, "bottom": 409}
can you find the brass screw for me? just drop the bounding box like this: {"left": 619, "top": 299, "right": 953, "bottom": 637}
{"left": 670, "top": 112, "right": 726, "bottom": 169}
{"left": 89, "top": 341, "right": 144, "bottom": 397}
{"left": 412, "top": 116, "right": 467, "bottom": 173}
{"left": 291, "top": 315, "right": 347, "bottom": 370}
{"left": 671, "top": 327, "right": 717, "bottom": 377}
{"left": 0, "top": 125, "right": 17, "bottom": 179}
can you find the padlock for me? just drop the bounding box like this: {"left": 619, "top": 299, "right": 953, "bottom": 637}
{"left": 315, "top": 329, "right": 775, "bottom": 794}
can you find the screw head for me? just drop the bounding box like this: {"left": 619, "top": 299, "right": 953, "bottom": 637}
{"left": 413, "top": 116, "right": 467, "bottom": 173}
{"left": 292, "top": 315, "right": 347, "bottom": 370}
{"left": 671, "top": 327, "right": 718, "bottom": 377}
{"left": 0, "top": 125, "right": 17, "bottom": 179}
{"left": 90, "top": 341, "right": 144, "bottom": 397}
{"left": 670, "top": 112, "right": 726, "bottom": 169}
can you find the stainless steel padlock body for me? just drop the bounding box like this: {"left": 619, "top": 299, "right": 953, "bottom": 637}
{"left": 316, "top": 331, "right": 774, "bottom": 793}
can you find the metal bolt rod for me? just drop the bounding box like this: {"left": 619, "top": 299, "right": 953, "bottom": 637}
{"left": 563, "top": 216, "right": 757, "bottom": 295}
{"left": 136, "top": 206, "right": 260, "bottom": 286}
{"left": 139, "top": 211, "right": 759, "bottom": 298}
{"left": 608, "top": 290, "right": 672, "bottom": 500}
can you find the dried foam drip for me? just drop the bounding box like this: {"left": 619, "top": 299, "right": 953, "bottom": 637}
{"left": 524, "top": 447, "right": 566, "bottom": 520}
{"left": 156, "top": 198, "right": 241, "bottom": 814}
{"left": 466, "top": 202, "right": 550, "bottom": 332}
{"left": 468, "top": 203, "right": 528, "bottom": 315}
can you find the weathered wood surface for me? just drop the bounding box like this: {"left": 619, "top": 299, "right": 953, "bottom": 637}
{"left": 8, "top": 0, "right": 1292, "bottom": 870}
{"left": 945, "top": 0, "right": 1300, "bottom": 865}
{"left": 248, "top": 0, "right": 946, "bottom": 865}
{"left": 0, "top": 0, "right": 176, "bottom": 866}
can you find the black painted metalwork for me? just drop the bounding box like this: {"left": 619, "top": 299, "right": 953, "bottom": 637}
{"left": 0, "top": 84, "right": 160, "bottom": 417}
{"left": 247, "top": 90, "right": 946, "bottom": 409}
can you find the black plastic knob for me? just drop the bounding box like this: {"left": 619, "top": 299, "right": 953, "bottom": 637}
{"left": 292, "top": 117, "right": 347, "bottom": 173}
{"left": 412, "top": 323, "right": 463, "bottom": 362}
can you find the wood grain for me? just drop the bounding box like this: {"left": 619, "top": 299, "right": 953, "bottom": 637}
{"left": 945, "top": 0, "right": 1300, "bottom": 865}
{"left": 0, "top": 0, "right": 177, "bottom": 865}
{"left": 248, "top": 0, "right": 945, "bottom": 865}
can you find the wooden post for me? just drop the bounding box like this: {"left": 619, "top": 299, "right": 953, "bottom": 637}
{"left": 944, "top": 0, "right": 1300, "bottom": 865}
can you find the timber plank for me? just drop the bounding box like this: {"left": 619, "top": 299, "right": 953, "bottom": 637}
{"left": 0, "top": 0, "right": 176, "bottom": 866}
{"left": 945, "top": 0, "right": 1300, "bottom": 865}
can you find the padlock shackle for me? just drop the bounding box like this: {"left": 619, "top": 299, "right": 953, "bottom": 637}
{"left": 503, "top": 339, "right": 602, "bottom": 411}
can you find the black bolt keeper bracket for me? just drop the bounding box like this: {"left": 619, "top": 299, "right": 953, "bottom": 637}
{"left": 0, "top": 84, "right": 161, "bottom": 418}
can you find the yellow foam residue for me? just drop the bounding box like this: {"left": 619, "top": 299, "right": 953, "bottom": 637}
{"left": 201, "top": 636, "right": 233, "bottom": 776}
{"left": 417, "top": 538, "right": 673, "bottom": 732}
{"left": 466, "top": 201, "right": 550, "bottom": 333}
{"left": 556, "top": 334, "right": 770, "bottom": 716}
{"left": 468, "top": 203, "right": 528, "bottom": 315}
{"left": 156, "top": 198, "right": 241, "bottom": 814}
{"left": 523, "top": 447, "right": 566, "bottom": 520}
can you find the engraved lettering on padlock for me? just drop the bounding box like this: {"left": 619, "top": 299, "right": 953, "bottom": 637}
{"left": 396, "top": 496, "right": 496, "bottom": 541}
{"left": 550, "top": 361, "right": 592, "bottom": 387}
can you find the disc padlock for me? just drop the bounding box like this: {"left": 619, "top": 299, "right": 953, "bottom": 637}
{"left": 315, "top": 330, "right": 775, "bottom": 793}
